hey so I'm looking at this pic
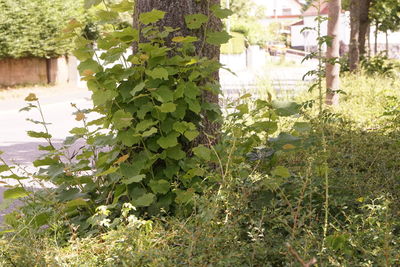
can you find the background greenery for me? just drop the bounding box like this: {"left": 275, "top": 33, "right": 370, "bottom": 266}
{"left": 0, "top": 0, "right": 83, "bottom": 58}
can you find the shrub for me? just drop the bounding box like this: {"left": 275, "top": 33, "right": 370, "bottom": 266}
{"left": 0, "top": 0, "right": 83, "bottom": 58}
{"left": 361, "top": 53, "right": 400, "bottom": 78}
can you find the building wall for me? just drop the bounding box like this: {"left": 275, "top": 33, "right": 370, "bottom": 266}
{"left": 291, "top": 13, "right": 349, "bottom": 51}
{"left": 254, "top": 0, "right": 302, "bottom": 17}
{"left": 0, "top": 56, "right": 78, "bottom": 87}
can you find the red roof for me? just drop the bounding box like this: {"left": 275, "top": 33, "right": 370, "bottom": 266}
{"left": 303, "top": 0, "right": 329, "bottom": 16}
{"left": 291, "top": 20, "right": 304, "bottom": 26}
{"left": 266, "top": 15, "right": 302, "bottom": 19}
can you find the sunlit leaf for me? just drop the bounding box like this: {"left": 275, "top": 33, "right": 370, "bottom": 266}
{"left": 185, "top": 13, "right": 208, "bottom": 29}
{"left": 139, "top": 9, "right": 166, "bottom": 24}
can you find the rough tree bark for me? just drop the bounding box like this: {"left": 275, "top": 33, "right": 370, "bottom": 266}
{"left": 349, "top": 0, "right": 360, "bottom": 71}
{"left": 133, "top": 0, "right": 222, "bottom": 145}
{"left": 359, "top": 0, "right": 372, "bottom": 57}
{"left": 326, "top": 0, "right": 341, "bottom": 106}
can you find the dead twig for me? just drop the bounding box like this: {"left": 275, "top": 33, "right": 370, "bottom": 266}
{"left": 286, "top": 243, "right": 317, "bottom": 267}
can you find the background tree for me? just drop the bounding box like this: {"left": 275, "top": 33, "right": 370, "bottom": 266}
{"left": 370, "top": 0, "right": 400, "bottom": 55}
{"left": 133, "top": 0, "right": 223, "bottom": 144}
{"left": 359, "top": 0, "right": 372, "bottom": 57}
{"left": 326, "top": 0, "right": 341, "bottom": 105}
{"left": 348, "top": 0, "right": 360, "bottom": 71}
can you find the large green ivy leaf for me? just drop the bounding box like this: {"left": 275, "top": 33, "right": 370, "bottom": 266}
{"left": 142, "top": 127, "right": 158, "bottom": 138}
{"left": 136, "top": 119, "right": 157, "bottom": 132}
{"left": 112, "top": 27, "right": 139, "bottom": 42}
{"left": 173, "top": 121, "right": 188, "bottom": 134}
{"left": 117, "top": 129, "right": 141, "bottom": 146}
{"left": 166, "top": 145, "right": 186, "bottom": 160}
{"left": 78, "top": 59, "right": 102, "bottom": 75}
{"left": 146, "top": 67, "right": 169, "bottom": 80}
{"left": 112, "top": 110, "right": 133, "bottom": 129}
{"left": 157, "top": 132, "right": 179, "bottom": 149}
{"left": 4, "top": 187, "right": 30, "bottom": 200}
{"left": 92, "top": 90, "right": 117, "bottom": 106}
{"left": 152, "top": 87, "right": 174, "bottom": 102}
{"left": 130, "top": 82, "right": 146, "bottom": 96}
{"left": 159, "top": 102, "right": 177, "bottom": 113}
{"left": 206, "top": 31, "right": 231, "bottom": 45}
{"left": 272, "top": 100, "right": 301, "bottom": 117}
{"left": 184, "top": 130, "right": 199, "bottom": 141}
{"left": 139, "top": 9, "right": 166, "bottom": 24}
{"left": 184, "top": 82, "right": 200, "bottom": 99}
{"left": 252, "top": 121, "right": 278, "bottom": 134}
{"left": 210, "top": 4, "right": 233, "bottom": 19}
{"left": 185, "top": 14, "right": 208, "bottom": 29}
{"left": 110, "top": 0, "right": 133, "bottom": 12}
{"left": 149, "top": 179, "right": 170, "bottom": 194}
{"left": 192, "top": 145, "right": 211, "bottom": 161}
{"left": 73, "top": 47, "right": 93, "bottom": 61}
{"left": 122, "top": 174, "right": 145, "bottom": 184}
{"left": 186, "top": 98, "right": 201, "bottom": 114}
{"left": 133, "top": 193, "right": 155, "bottom": 207}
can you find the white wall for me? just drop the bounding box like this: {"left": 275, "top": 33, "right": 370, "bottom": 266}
{"left": 254, "top": 0, "right": 302, "bottom": 17}
{"left": 291, "top": 13, "right": 350, "bottom": 50}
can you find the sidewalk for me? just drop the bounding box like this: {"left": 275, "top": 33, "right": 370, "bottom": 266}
{"left": 0, "top": 85, "right": 92, "bottom": 164}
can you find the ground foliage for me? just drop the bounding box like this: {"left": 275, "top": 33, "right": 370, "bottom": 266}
{"left": 1, "top": 75, "right": 400, "bottom": 266}
{"left": 1, "top": 1, "right": 400, "bottom": 266}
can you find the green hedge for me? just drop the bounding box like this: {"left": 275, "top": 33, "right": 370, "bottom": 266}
{"left": 0, "top": 0, "right": 83, "bottom": 58}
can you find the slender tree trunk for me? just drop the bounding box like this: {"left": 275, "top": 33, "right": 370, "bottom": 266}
{"left": 326, "top": 0, "right": 341, "bottom": 106}
{"left": 367, "top": 25, "right": 371, "bottom": 57}
{"left": 349, "top": 0, "right": 360, "bottom": 71}
{"left": 133, "top": 0, "right": 222, "bottom": 145}
{"left": 385, "top": 30, "right": 389, "bottom": 57}
{"left": 375, "top": 20, "right": 379, "bottom": 55}
{"left": 359, "top": 0, "right": 371, "bottom": 57}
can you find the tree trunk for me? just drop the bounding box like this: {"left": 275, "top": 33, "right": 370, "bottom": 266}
{"left": 385, "top": 30, "right": 389, "bottom": 57}
{"left": 359, "top": 0, "right": 371, "bottom": 57}
{"left": 349, "top": 0, "right": 360, "bottom": 71}
{"left": 374, "top": 20, "right": 378, "bottom": 55}
{"left": 367, "top": 25, "right": 371, "bottom": 57}
{"left": 133, "top": 0, "right": 222, "bottom": 145}
{"left": 326, "top": 0, "right": 341, "bottom": 106}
